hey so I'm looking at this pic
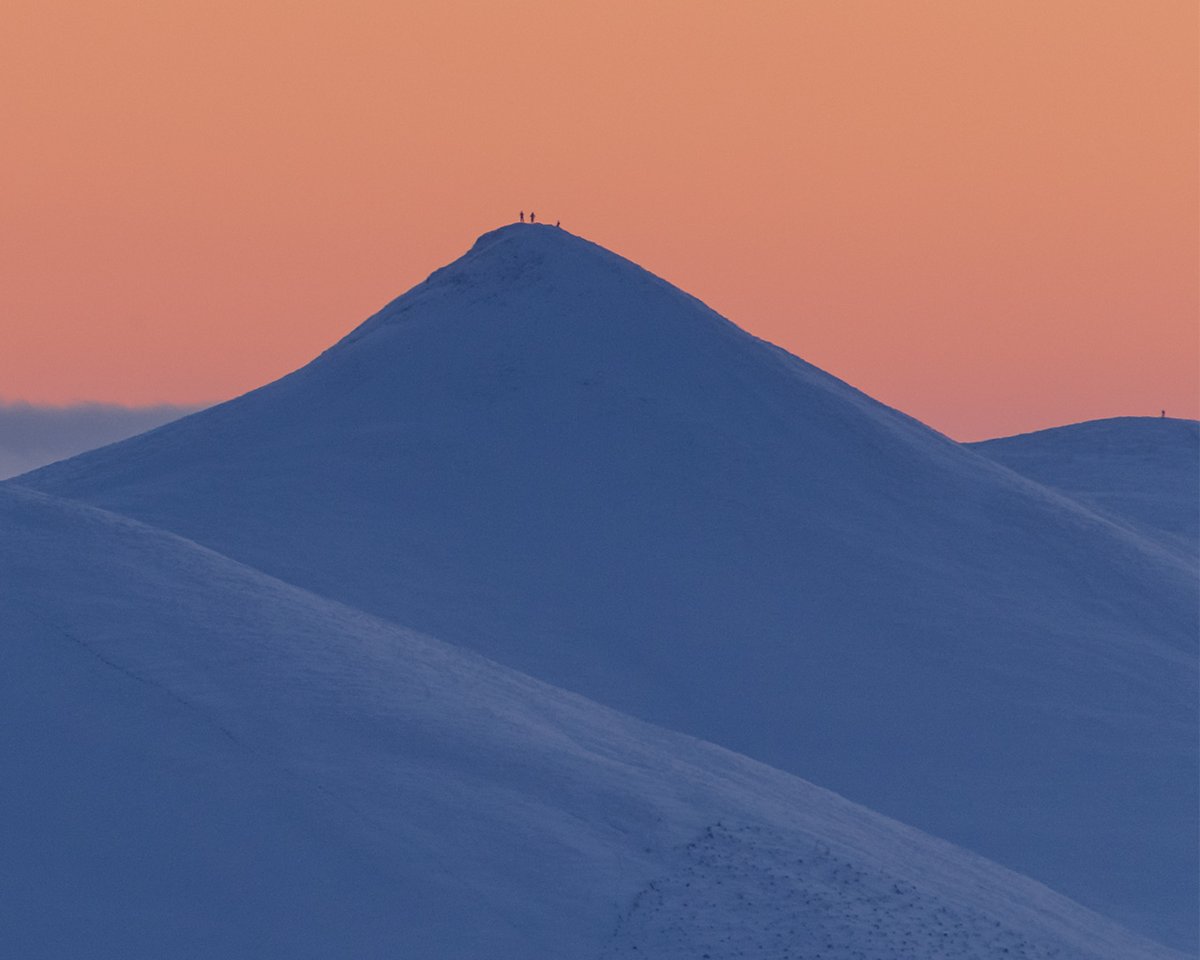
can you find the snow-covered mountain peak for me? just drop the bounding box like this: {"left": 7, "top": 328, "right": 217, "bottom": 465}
{"left": 11, "top": 226, "right": 1198, "bottom": 950}
{"left": 435, "top": 222, "right": 652, "bottom": 292}
{"left": 423, "top": 223, "right": 590, "bottom": 293}
{"left": 327, "top": 221, "right": 742, "bottom": 364}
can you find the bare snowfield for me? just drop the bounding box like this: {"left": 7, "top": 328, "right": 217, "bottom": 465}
{"left": 0, "top": 485, "right": 1185, "bottom": 959}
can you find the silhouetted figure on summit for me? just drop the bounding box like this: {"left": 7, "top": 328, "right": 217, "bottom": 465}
{"left": 1161, "top": 409, "right": 1166, "bottom": 418}
{"left": 530, "top": 211, "right": 537, "bottom": 224}
{"left": 519, "top": 211, "right": 525, "bottom": 223}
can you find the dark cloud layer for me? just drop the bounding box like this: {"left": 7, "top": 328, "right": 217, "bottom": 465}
{"left": 0, "top": 402, "right": 206, "bottom": 480}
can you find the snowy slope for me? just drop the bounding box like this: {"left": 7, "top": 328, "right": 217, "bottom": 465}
{"left": 0, "top": 485, "right": 1184, "bottom": 960}
{"left": 971, "top": 417, "right": 1199, "bottom": 563}
{"left": 13, "top": 224, "right": 1198, "bottom": 948}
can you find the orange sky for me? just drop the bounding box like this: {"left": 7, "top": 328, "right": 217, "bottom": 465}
{"left": 1, "top": 0, "right": 1195, "bottom": 440}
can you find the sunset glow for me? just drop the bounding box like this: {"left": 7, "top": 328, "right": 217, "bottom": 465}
{"left": 2, "top": 0, "right": 1195, "bottom": 439}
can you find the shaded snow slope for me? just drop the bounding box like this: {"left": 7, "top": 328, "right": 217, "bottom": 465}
{"left": 0, "top": 485, "right": 1183, "bottom": 960}
{"left": 14, "top": 225, "right": 1198, "bottom": 948}
{"left": 972, "top": 417, "right": 1199, "bottom": 563}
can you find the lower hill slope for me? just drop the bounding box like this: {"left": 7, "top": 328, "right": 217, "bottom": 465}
{"left": 0, "top": 484, "right": 1184, "bottom": 960}
{"left": 971, "top": 417, "right": 1199, "bottom": 563}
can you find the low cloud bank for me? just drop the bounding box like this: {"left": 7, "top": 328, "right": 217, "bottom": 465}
{"left": 0, "top": 402, "right": 207, "bottom": 480}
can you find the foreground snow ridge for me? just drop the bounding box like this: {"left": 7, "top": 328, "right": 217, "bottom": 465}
{"left": 0, "top": 486, "right": 1183, "bottom": 959}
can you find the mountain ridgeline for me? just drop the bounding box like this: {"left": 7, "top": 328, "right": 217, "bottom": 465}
{"left": 14, "top": 224, "right": 1198, "bottom": 950}
{"left": 971, "top": 416, "right": 1199, "bottom": 563}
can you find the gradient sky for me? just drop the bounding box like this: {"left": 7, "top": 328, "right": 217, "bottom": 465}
{"left": 2, "top": 0, "right": 1195, "bottom": 440}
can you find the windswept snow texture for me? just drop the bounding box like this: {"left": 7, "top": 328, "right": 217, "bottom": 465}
{"left": 14, "top": 225, "right": 1199, "bottom": 948}
{"left": 971, "top": 417, "right": 1199, "bottom": 563}
{"left": 0, "top": 486, "right": 1183, "bottom": 960}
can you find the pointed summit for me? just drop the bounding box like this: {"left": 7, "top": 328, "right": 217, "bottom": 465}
{"left": 13, "top": 227, "right": 1197, "bottom": 949}
{"left": 327, "top": 221, "right": 750, "bottom": 377}
{"left": 394, "top": 222, "right": 623, "bottom": 303}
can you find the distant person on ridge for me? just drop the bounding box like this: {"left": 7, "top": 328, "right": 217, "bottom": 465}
{"left": 519, "top": 211, "right": 525, "bottom": 223}
{"left": 530, "top": 211, "right": 537, "bottom": 223}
